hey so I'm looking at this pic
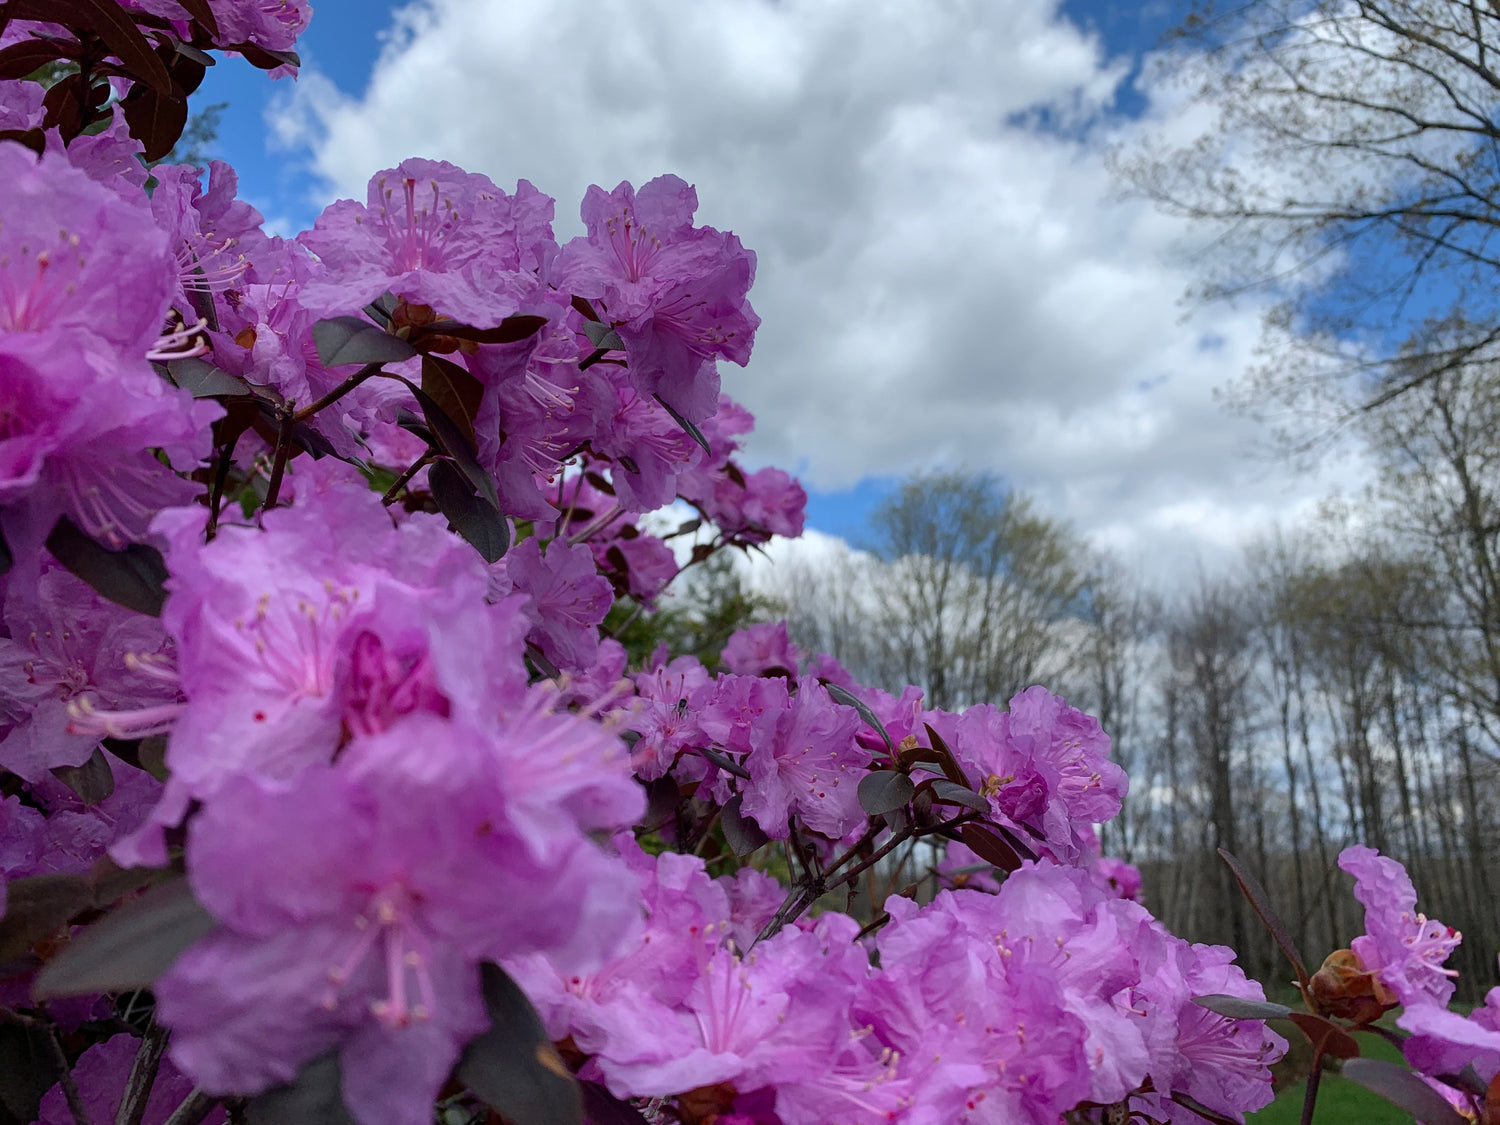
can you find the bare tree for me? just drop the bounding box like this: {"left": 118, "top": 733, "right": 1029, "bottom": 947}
{"left": 1118, "top": 0, "right": 1500, "bottom": 434}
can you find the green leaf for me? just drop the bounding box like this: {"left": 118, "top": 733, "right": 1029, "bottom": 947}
{"left": 50, "top": 746, "right": 116, "bottom": 806}
{"left": 823, "top": 683, "right": 893, "bottom": 752}
{"left": 429, "top": 459, "right": 509, "bottom": 564}
{"left": 458, "top": 962, "right": 582, "bottom": 1125}
{"left": 312, "top": 316, "right": 416, "bottom": 367}
{"left": 245, "top": 1051, "right": 356, "bottom": 1125}
{"left": 163, "top": 357, "right": 253, "bottom": 398}
{"left": 581, "top": 321, "right": 625, "bottom": 351}
{"left": 925, "top": 779, "right": 988, "bottom": 814}
{"left": 857, "top": 770, "right": 915, "bottom": 816}
{"left": 699, "top": 746, "right": 751, "bottom": 780}
{"left": 1192, "top": 995, "right": 1293, "bottom": 1020}
{"left": 651, "top": 394, "right": 712, "bottom": 459}
{"left": 1166, "top": 1092, "right": 1244, "bottom": 1125}
{"left": 45, "top": 516, "right": 169, "bottom": 617}
{"left": 720, "top": 794, "right": 769, "bottom": 857}
{"left": 1341, "top": 1058, "right": 1469, "bottom": 1125}
{"left": 33, "top": 877, "right": 216, "bottom": 998}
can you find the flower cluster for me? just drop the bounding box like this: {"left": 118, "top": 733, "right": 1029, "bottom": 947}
{"left": 0, "top": 11, "right": 1300, "bottom": 1125}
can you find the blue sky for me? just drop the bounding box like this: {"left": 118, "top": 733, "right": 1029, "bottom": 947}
{"left": 187, "top": 0, "right": 1372, "bottom": 574}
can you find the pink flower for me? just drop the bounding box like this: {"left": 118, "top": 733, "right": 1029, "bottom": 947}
{"left": 722, "top": 622, "right": 801, "bottom": 678}
{"left": 1338, "top": 844, "right": 1461, "bottom": 1008}
{"left": 507, "top": 536, "right": 614, "bottom": 672}
{"left": 0, "top": 564, "right": 178, "bottom": 780}
{"left": 158, "top": 713, "right": 641, "bottom": 1125}
{"left": 555, "top": 176, "right": 759, "bottom": 424}
{"left": 38, "top": 1033, "right": 226, "bottom": 1125}
{"left": 0, "top": 146, "right": 213, "bottom": 555}
{"left": 951, "top": 687, "right": 1127, "bottom": 864}
{"left": 299, "top": 160, "right": 555, "bottom": 328}
{"left": 742, "top": 677, "right": 867, "bottom": 840}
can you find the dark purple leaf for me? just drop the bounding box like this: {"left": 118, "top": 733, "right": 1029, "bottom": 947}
{"left": 173, "top": 0, "right": 220, "bottom": 39}
{"left": 0, "top": 875, "right": 98, "bottom": 963}
{"left": 1217, "top": 848, "right": 1310, "bottom": 992}
{"left": 41, "top": 72, "right": 90, "bottom": 136}
{"left": 858, "top": 770, "right": 915, "bottom": 815}
{"left": 394, "top": 376, "right": 499, "bottom": 510}
{"left": 0, "top": 37, "right": 73, "bottom": 79}
{"left": 0, "top": 126, "right": 45, "bottom": 154}
{"left": 993, "top": 822, "right": 1039, "bottom": 861}
{"left": 230, "top": 42, "right": 300, "bottom": 70}
{"left": 429, "top": 459, "right": 508, "bottom": 564}
{"left": 9, "top": 0, "right": 173, "bottom": 91}
{"left": 959, "top": 823, "right": 1022, "bottom": 872}
{"left": 120, "top": 83, "right": 187, "bottom": 162}
{"left": 409, "top": 313, "right": 549, "bottom": 345}
{"left": 1287, "top": 1012, "right": 1360, "bottom": 1059}
{"left": 458, "top": 962, "right": 582, "bottom": 1125}
{"left": 721, "top": 794, "right": 769, "bottom": 857}
{"left": 581, "top": 1080, "right": 651, "bottom": 1125}
{"left": 918, "top": 723, "right": 970, "bottom": 786}
{"left": 420, "top": 354, "right": 483, "bottom": 447}
{"left": 1341, "top": 1058, "right": 1469, "bottom": 1125}
{"left": 0, "top": 1020, "right": 60, "bottom": 1125}
{"left": 245, "top": 1052, "right": 355, "bottom": 1125}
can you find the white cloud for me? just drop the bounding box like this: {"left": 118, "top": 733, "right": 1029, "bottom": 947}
{"left": 270, "top": 0, "right": 1372, "bottom": 579}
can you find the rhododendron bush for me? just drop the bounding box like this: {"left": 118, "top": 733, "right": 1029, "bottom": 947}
{"left": 0, "top": 6, "right": 1487, "bottom": 1125}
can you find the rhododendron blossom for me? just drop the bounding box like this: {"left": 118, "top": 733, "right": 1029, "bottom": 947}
{"left": 0, "top": 14, "right": 1324, "bottom": 1124}
{"left": 1339, "top": 844, "right": 1461, "bottom": 1008}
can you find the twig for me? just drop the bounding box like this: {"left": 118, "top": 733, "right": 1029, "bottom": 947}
{"left": 1299, "top": 1045, "right": 1326, "bottom": 1125}
{"left": 261, "top": 406, "right": 294, "bottom": 510}
{"left": 44, "top": 1023, "right": 91, "bottom": 1125}
{"left": 292, "top": 363, "right": 381, "bottom": 423}
{"left": 381, "top": 451, "right": 437, "bottom": 506}
{"left": 117, "top": 1023, "right": 169, "bottom": 1125}
{"left": 161, "top": 1091, "right": 222, "bottom": 1125}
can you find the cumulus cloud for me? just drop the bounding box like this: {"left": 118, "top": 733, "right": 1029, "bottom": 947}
{"left": 270, "top": 0, "right": 1370, "bottom": 576}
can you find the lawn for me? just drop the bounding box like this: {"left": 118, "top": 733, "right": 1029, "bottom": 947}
{"left": 1249, "top": 1023, "right": 1412, "bottom": 1125}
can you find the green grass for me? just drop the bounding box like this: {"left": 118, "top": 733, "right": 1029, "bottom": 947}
{"left": 1249, "top": 1025, "right": 1411, "bottom": 1125}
